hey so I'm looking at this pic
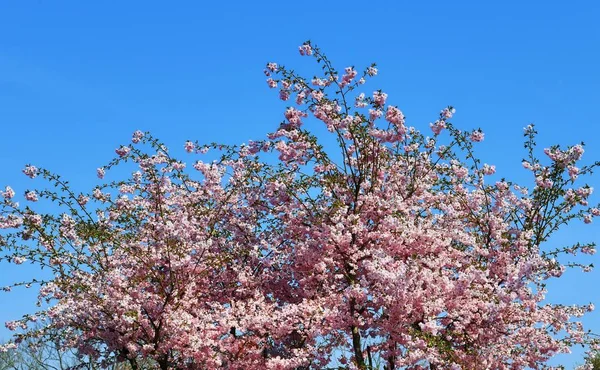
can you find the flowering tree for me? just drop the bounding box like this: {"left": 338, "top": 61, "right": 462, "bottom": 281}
{"left": 1, "top": 42, "right": 599, "bottom": 369}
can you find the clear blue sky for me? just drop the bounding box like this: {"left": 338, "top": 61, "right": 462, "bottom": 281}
{"left": 0, "top": 1, "right": 599, "bottom": 368}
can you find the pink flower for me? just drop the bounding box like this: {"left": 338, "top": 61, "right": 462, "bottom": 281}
{"left": 430, "top": 120, "right": 446, "bottom": 135}
{"left": 311, "top": 90, "right": 324, "bottom": 101}
{"left": 535, "top": 176, "right": 553, "bottom": 189}
{"left": 567, "top": 166, "right": 579, "bottom": 180}
{"left": 576, "top": 186, "right": 593, "bottom": 198}
{"left": 284, "top": 107, "right": 307, "bottom": 128}
{"left": 470, "top": 130, "right": 485, "bottom": 142}
{"left": 266, "top": 62, "right": 278, "bottom": 72}
{"left": 312, "top": 78, "right": 327, "bottom": 86}
{"left": 355, "top": 93, "right": 367, "bottom": 108}
{"left": 544, "top": 147, "right": 567, "bottom": 163}
{"left": 279, "top": 89, "right": 290, "bottom": 101}
{"left": 295, "top": 91, "right": 306, "bottom": 105}
{"left": 3, "top": 186, "right": 15, "bottom": 199}
{"left": 369, "top": 109, "right": 383, "bottom": 121}
{"left": 12, "top": 256, "right": 26, "bottom": 265}
{"left": 92, "top": 188, "right": 105, "bottom": 201}
{"left": 453, "top": 165, "right": 469, "bottom": 179}
{"left": 5, "top": 321, "right": 18, "bottom": 331}
{"left": 78, "top": 194, "right": 89, "bottom": 206}
{"left": 0, "top": 343, "right": 17, "bottom": 351}
{"left": 115, "top": 146, "right": 130, "bottom": 157}
{"left": 23, "top": 165, "right": 38, "bottom": 179}
{"left": 266, "top": 78, "right": 277, "bottom": 88}
{"left": 482, "top": 164, "right": 496, "bottom": 175}
{"left": 26, "top": 214, "right": 42, "bottom": 227}
{"left": 184, "top": 141, "right": 195, "bottom": 153}
{"left": 132, "top": 130, "right": 144, "bottom": 144}
{"left": 172, "top": 162, "right": 185, "bottom": 171}
{"left": 373, "top": 91, "right": 388, "bottom": 107}
{"left": 97, "top": 168, "right": 105, "bottom": 179}
{"left": 298, "top": 43, "right": 313, "bottom": 56}
{"left": 385, "top": 106, "right": 405, "bottom": 127}
{"left": 367, "top": 66, "right": 378, "bottom": 76}
{"left": 440, "top": 107, "right": 455, "bottom": 119}
{"left": 582, "top": 246, "right": 596, "bottom": 255}
{"left": 341, "top": 67, "right": 357, "bottom": 87}
{"left": 496, "top": 181, "right": 509, "bottom": 191}
{"left": 569, "top": 144, "right": 585, "bottom": 161}
{"left": 25, "top": 191, "right": 38, "bottom": 202}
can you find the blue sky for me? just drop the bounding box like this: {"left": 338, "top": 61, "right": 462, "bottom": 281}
{"left": 0, "top": 1, "right": 599, "bottom": 367}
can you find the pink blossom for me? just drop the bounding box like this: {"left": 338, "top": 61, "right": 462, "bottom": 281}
{"left": 12, "top": 256, "right": 26, "bottom": 264}
{"left": 430, "top": 120, "right": 446, "bottom": 135}
{"left": 78, "top": 194, "right": 89, "bottom": 206}
{"left": 440, "top": 107, "right": 455, "bottom": 119}
{"left": 3, "top": 186, "right": 15, "bottom": 199}
{"left": 92, "top": 188, "right": 105, "bottom": 201}
{"left": 284, "top": 107, "right": 307, "bottom": 128}
{"left": 279, "top": 89, "right": 290, "bottom": 101}
{"left": 266, "top": 78, "right": 277, "bottom": 88}
{"left": 298, "top": 43, "right": 313, "bottom": 56}
{"left": 569, "top": 144, "right": 585, "bottom": 161}
{"left": 452, "top": 165, "right": 469, "bottom": 179}
{"left": 373, "top": 91, "right": 388, "bottom": 107}
{"left": 23, "top": 165, "right": 38, "bottom": 179}
{"left": 266, "top": 62, "right": 278, "bottom": 72}
{"left": 311, "top": 90, "right": 324, "bottom": 101}
{"left": 581, "top": 246, "right": 596, "bottom": 255}
{"left": 355, "top": 93, "right": 367, "bottom": 108}
{"left": 340, "top": 67, "right": 357, "bottom": 87}
{"left": 576, "top": 186, "right": 593, "bottom": 198}
{"left": 115, "top": 146, "right": 130, "bottom": 157}
{"left": 5, "top": 321, "right": 18, "bottom": 331}
{"left": 496, "top": 181, "right": 509, "bottom": 191}
{"left": 482, "top": 164, "right": 496, "bottom": 175}
{"left": 470, "top": 130, "right": 485, "bottom": 142}
{"left": 97, "top": 167, "right": 105, "bottom": 179}
{"left": 544, "top": 147, "right": 567, "bottom": 163}
{"left": 25, "top": 191, "right": 38, "bottom": 202}
{"left": 385, "top": 106, "right": 405, "bottom": 127}
{"left": 295, "top": 91, "right": 306, "bottom": 105}
{"left": 311, "top": 78, "right": 327, "bottom": 86}
{"left": 369, "top": 109, "right": 382, "bottom": 121}
{"left": 568, "top": 166, "right": 580, "bottom": 180}
{"left": 0, "top": 343, "right": 17, "bottom": 352}
{"left": 26, "top": 214, "right": 42, "bottom": 227}
{"left": 536, "top": 176, "right": 553, "bottom": 189}
{"left": 132, "top": 130, "right": 144, "bottom": 144}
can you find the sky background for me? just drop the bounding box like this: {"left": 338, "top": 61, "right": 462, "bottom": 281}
{"left": 0, "top": 1, "right": 599, "bottom": 368}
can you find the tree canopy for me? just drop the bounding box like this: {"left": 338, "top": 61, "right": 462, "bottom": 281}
{"left": 1, "top": 42, "right": 599, "bottom": 369}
